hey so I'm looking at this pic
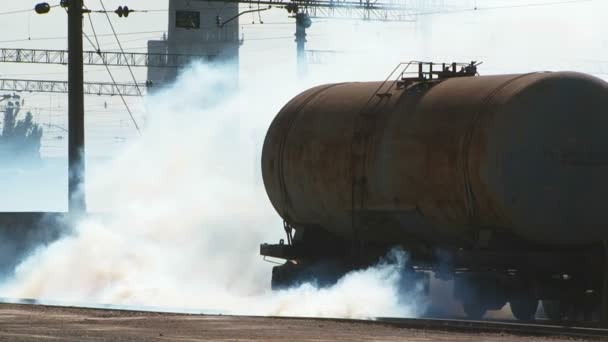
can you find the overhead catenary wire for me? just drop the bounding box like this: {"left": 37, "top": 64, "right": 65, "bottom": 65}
{"left": 87, "top": 8, "right": 168, "bottom": 14}
{"left": 85, "top": 8, "right": 102, "bottom": 53}
{"left": 83, "top": 26, "right": 141, "bottom": 134}
{"left": 0, "top": 21, "right": 295, "bottom": 45}
{"left": 0, "top": 5, "right": 168, "bottom": 16}
{"left": 1, "top": 66, "right": 132, "bottom": 78}
{"left": 414, "top": 0, "right": 593, "bottom": 17}
{"left": 85, "top": 37, "right": 141, "bottom": 133}
{"left": 98, "top": 0, "right": 142, "bottom": 98}
{"left": 0, "top": 5, "right": 59, "bottom": 16}
{"left": 0, "top": 30, "right": 167, "bottom": 44}
{"left": 0, "top": 9, "right": 36, "bottom": 16}
{"left": 0, "top": 18, "right": 304, "bottom": 45}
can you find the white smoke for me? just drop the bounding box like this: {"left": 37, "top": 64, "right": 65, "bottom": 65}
{"left": 0, "top": 61, "right": 427, "bottom": 319}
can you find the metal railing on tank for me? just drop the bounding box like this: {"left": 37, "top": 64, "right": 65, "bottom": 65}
{"left": 363, "top": 61, "right": 482, "bottom": 105}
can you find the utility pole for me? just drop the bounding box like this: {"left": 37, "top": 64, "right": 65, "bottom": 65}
{"left": 36, "top": 0, "right": 86, "bottom": 214}
{"left": 67, "top": 0, "right": 86, "bottom": 214}
{"left": 34, "top": 0, "right": 147, "bottom": 214}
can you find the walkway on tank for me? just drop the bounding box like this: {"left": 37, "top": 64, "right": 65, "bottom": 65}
{"left": 0, "top": 302, "right": 607, "bottom": 341}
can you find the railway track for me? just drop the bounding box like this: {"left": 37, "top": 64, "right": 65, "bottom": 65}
{"left": 1, "top": 299, "right": 608, "bottom": 340}
{"left": 260, "top": 315, "right": 608, "bottom": 340}
{"left": 374, "top": 317, "right": 608, "bottom": 340}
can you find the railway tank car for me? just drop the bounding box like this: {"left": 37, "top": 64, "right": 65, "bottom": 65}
{"left": 260, "top": 62, "right": 608, "bottom": 321}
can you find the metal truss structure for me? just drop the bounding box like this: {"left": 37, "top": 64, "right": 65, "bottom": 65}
{"left": 194, "top": 0, "right": 424, "bottom": 21}
{"left": 193, "top": 0, "right": 447, "bottom": 75}
{"left": 0, "top": 78, "right": 147, "bottom": 97}
{"left": 0, "top": 48, "right": 213, "bottom": 68}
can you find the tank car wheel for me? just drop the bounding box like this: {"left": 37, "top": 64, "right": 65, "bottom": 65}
{"left": 510, "top": 295, "right": 538, "bottom": 321}
{"left": 541, "top": 300, "right": 563, "bottom": 321}
{"left": 462, "top": 301, "right": 487, "bottom": 319}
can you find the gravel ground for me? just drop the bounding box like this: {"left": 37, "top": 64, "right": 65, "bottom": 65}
{"left": 0, "top": 303, "right": 590, "bottom": 341}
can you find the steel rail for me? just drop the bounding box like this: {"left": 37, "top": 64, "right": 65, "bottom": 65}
{"left": 374, "top": 317, "right": 608, "bottom": 340}
{"left": 1, "top": 298, "right": 607, "bottom": 340}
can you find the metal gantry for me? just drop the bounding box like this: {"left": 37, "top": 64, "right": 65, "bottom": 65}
{"left": 194, "top": 0, "right": 429, "bottom": 76}
{"left": 0, "top": 48, "right": 213, "bottom": 68}
{"left": 0, "top": 78, "right": 147, "bottom": 96}
{"left": 195, "top": 0, "right": 421, "bottom": 21}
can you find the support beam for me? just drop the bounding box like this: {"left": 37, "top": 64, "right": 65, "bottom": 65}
{"left": 194, "top": 0, "right": 419, "bottom": 21}
{"left": 0, "top": 79, "right": 147, "bottom": 96}
{"left": 295, "top": 13, "right": 308, "bottom": 77}
{"left": 0, "top": 48, "right": 214, "bottom": 68}
{"left": 305, "top": 5, "right": 417, "bottom": 21}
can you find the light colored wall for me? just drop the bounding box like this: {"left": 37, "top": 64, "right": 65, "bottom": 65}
{"left": 168, "top": 0, "right": 239, "bottom": 55}
{"left": 154, "top": 0, "right": 240, "bottom": 83}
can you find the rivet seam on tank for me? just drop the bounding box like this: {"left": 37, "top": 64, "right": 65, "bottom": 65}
{"left": 276, "top": 83, "right": 344, "bottom": 222}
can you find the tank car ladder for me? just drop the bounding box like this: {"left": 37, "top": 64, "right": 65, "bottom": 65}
{"left": 349, "top": 61, "right": 420, "bottom": 264}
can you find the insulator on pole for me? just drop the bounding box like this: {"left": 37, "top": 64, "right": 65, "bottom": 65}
{"left": 115, "top": 6, "right": 132, "bottom": 18}
{"left": 35, "top": 3, "right": 51, "bottom": 14}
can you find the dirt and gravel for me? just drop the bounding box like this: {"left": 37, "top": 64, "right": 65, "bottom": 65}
{"left": 0, "top": 303, "right": 593, "bottom": 341}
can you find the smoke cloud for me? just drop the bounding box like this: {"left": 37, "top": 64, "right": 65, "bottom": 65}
{"left": 0, "top": 61, "right": 427, "bottom": 319}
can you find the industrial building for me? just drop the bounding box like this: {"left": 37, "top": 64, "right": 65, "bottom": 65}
{"left": 147, "top": 0, "right": 241, "bottom": 86}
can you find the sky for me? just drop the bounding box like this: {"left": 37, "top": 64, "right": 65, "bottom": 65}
{"left": 0, "top": 0, "right": 607, "bottom": 210}
{"left": 0, "top": 1, "right": 606, "bottom": 151}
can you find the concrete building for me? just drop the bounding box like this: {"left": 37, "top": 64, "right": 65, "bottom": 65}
{"left": 147, "top": 0, "right": 240, "bottom": 86}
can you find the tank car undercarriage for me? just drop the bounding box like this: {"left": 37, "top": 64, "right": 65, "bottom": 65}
{"left": 261, "top": 224, "right": 605, "bottom": 322}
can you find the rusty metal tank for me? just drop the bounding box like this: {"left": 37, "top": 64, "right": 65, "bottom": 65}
{"left": 262, "top": 72, "right": 608, "bottom": 247}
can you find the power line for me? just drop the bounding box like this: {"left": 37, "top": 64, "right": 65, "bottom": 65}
{"left": 0, "top": 68, "right": 129, "bottom": 78}
{"left": 0, "top": 5, "right": 168, "bottom": 16}
{"left": 108, "top": 35, "right": 317, "bottom": 52}
{"left": 0, "top": 5, "right": 58, "bottom": 16}
{"left": 414, "top": 0, "right": 592, "bottom": 17}
{"left": 195, "top": 0, "right": 420, "bottom": 21}
{"left": 85, "top": 6, "right": 141, "bottom": 134}
{"left": 0, "top": 30, "right": 166, "bottom": 44}
{"left": 99, "top": 0, "right": 142, "bottom": 97}
{"left": 241, "top": 22, "right": 293, "bottom": 26}
{"left": 0, "top": 9, "right": 36, "bottom": 16}
{"left": 62, "top": 33, "right": 323, "bottom": 53}
{"left": 85, "top": 7, "right": 102, "bottom": 53}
